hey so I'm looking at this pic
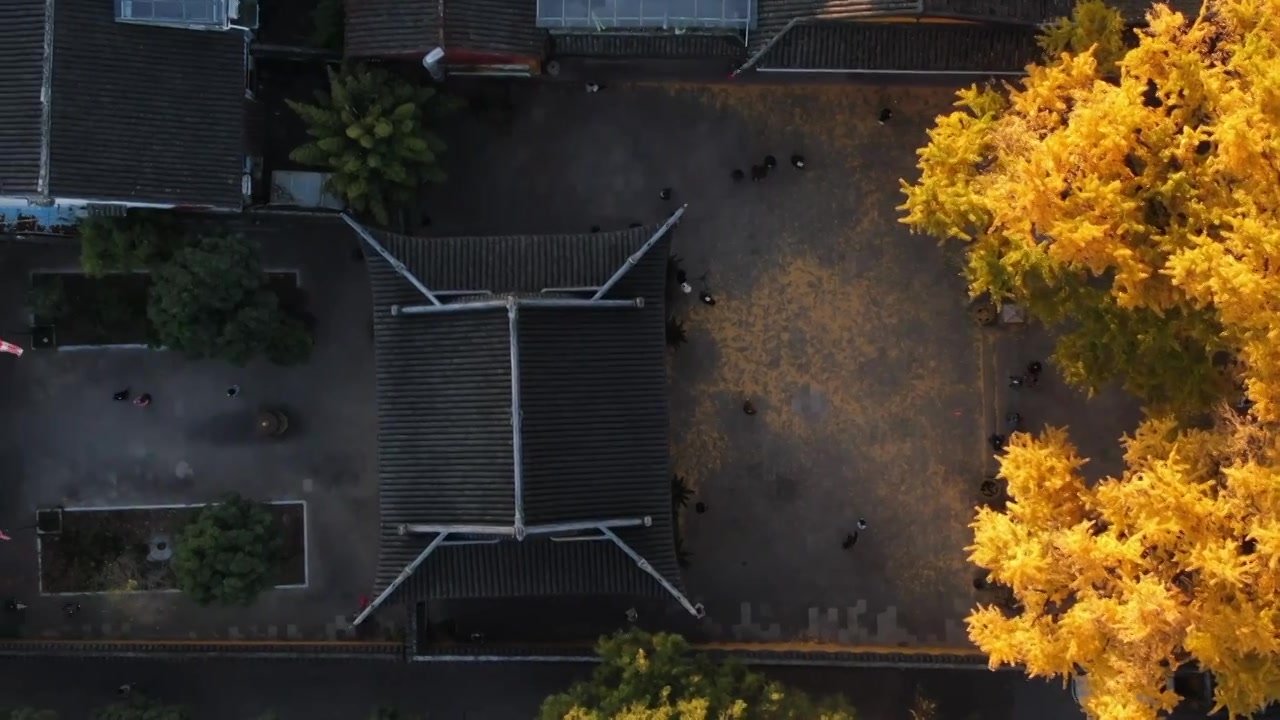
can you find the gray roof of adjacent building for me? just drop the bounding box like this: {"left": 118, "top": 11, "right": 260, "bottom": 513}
{"left": 0, "top": 0, "right": 247, "bottom": 207}
{"left": 345, "top": 0, "right": 545, "bottom": 59}
{"left": 0, "top": 0, "right": 49, "bottom": 198}
{"left": 755, "top": 20, "right": 1042, "bottom": 72}
{"left": 356, "top": 216, "right": 692, "bottom": 618}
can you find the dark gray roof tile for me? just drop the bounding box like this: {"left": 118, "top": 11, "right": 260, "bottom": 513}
{"left": 49, "top": 0, "right": 246, "bottom": 207}
{"left": 749, "top": 0, "right": 919, "bottom": 54}
{"left": 345, "top": 0, "right": 441, "bottom": 57}
{"left": 0, "top": 0, "right": 48, "bottom": 197}
{"left": 758, "top": 20, "right": 1041, "bottom": 72}
{"left": 444, "top": 0, "right": 545, "bottom": 56}
{"left": 366, "top": 224, "right": 680, "bottom": 602}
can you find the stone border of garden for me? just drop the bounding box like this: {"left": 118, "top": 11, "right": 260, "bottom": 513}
{"left": 36, "top": 500, "right": 308, "bottom": 596}
{"left": 27, "top": 269, "right": 303, "bottom": 350}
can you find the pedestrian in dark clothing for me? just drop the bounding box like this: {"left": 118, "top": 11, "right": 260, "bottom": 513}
{"left": 695, "top": 502, "right": 707, "bottom": 514}
{"left": 659, "top": 187, "right": 673, "bottom": 201}
{"left": 989, "top": 433, "right": 1006, "bottom": 451}
{"left": 113, "top": 389, "right": 130, "bottom": 402}
{"left": 750, "top": 165, "right": 768, "bottom": 181}
{"left": 1006, "top": 412, "right": 1022, "bottom": 430}
{"left": 1026, "top": 361, "right": 1043, "bottom": 386}
{"left": 763, "top": 155, "right": 777, "bottom": 170}
{"left": 856, "top": 518, "right": 867, "bottom": 531}
{"left": 1008, "top": 375, "right": 1026, "bottom": 389}
{"left": 743, "top": 400, "right": 757, "bottom": 415}
{"left": 731, "top": 169, "right": 745, "bottom": 182}
{"left": 878, "top": 108, "right": 893, "bottom": 124}
{"left": 842, "top": 533, "right": 858, "bottom": 549}
{"left": 699, "top": 291, "right": 716, "bottom": 306}
{"left": 63, "top": 602, "right": 81, "bottom": 617}
{"left": 132, "top": 393, "right": 152, "bottom": 408}
{"left": 117, "top": 684, "right": 134, "bottom": 696}
{"left": 226, "top": 385, "right": 240, "bottom": 398}
{"left": 5, "top": 599, "right": 26, "bottom": 612}
{"left": 791, "top": 154, "right": 806, "bottom": 169}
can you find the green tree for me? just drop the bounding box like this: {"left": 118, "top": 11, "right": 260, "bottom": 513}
{"left": 898, "top": 0, "right": 1280, "bottom": 419}
{"left": 93, "top": 695, "right": 188, "bottom": 720}
{"left": 79, "top": 211, "right": 183, "bottom": 276}
{"left": 287, "top": 64, "right": 453, "bottom": 225}
{"left": 147, "top": 233, "right": 312, "bottom": 366}
{"left": 540, "top": 630, "right": 856, "bottom": 719}
{"left": 10, "top": 709, "right": 58, "bottom": 720}
{"left": 173, "top": 494, "right": 282, "bottom": 606}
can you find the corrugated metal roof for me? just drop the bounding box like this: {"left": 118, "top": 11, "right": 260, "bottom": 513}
{"left": 444, "top": 0, "right": 545, "bottom": 55}
{"left": 748, "top": 0, "right": 919, "bottom": 54}
{"left": 0, "top": 0, "right": 49, "bottom": 197}
{"left": 48, "top": 0, "right": 246, "bottom": 207}
{"left": 757, "top": 20, "right": 1041, "bottom": 72}
{"left": 345, "top": 0, "right": 441, "bottom": 57}
{"left": 552, "top": 32, "right": 747, "bottom": 58}
{"left": 366, "top": 224, "right": 680, "bottom": 602}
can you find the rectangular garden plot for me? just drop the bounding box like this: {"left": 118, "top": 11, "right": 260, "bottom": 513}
{"left": 38, "top": 501, "right": 306, "bottom": 594}
{"left": 29, "top": 272, "right": 301, "bottom": 348}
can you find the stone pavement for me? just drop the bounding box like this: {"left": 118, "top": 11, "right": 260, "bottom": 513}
{"left": 0, "top": 216, "right": 383, "bottom": 640}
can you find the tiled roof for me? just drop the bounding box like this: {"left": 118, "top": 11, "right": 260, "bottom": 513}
{"left": 749, "top": 0, "right": 919, "bottom": 54}
{"left": 365, "top": 224, "right": 680, "bottom": 603}
{"left": 444, "top": 0, "right": 545, "bottom": 55}
{"left": 757, "top": 20, "right": 1041, "bottom": 72}
{"left": 552, "top": 32, "right": 747, "bottom": 58}
{"left": 920, "top": 0, "right": 1070, "bottom": 23}
{"left": 345, "top": 0, "right": 441, "bottom": 57}
{"left": 48, "top": 0, "right": 246, "bottom": 207}
{"left": 921, "top": 0, "right": 1203, "bottom": 24}
{"left": 345, "top": 0, "right": 546, "bottom": 59}
{"left": 0, "top": 0, "right": 48, "bottom": 197}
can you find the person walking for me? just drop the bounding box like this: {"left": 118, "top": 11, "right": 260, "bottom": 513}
{"left": 132, "top": 393, "right": 152, "bottom": 407}
{"left": 113, "top": 388, "right": 130, "bottom": 401}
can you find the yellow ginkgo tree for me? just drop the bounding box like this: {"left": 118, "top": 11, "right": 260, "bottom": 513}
{"left": 970, "top": 410, "right": 1280, "bottom": 720}
{"left": 900, "top": 0, "right": 1280, "bottom": 420}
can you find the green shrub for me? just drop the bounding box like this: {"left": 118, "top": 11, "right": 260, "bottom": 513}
{"left": 173, "top": 494, "right": 282, "bottom": 606}
{"left": 287, "top": 64, "right": 454, "bottom": 225}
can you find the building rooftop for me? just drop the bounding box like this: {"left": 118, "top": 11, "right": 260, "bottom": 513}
{"left": 348, "top": 211, "right": 700, "bottom": 623}
{"left": 0, "top": 0, "right": 247, "bottom": 207}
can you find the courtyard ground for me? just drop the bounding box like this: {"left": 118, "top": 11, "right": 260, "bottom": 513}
{"left": 423, "top": 80, "right": 984, "bottom": 648}
{"left": 0, "top": 216, "right": 382, "bottom": 640}
{"left": 425, "top": 79, "right": 1146, "bottom": 649}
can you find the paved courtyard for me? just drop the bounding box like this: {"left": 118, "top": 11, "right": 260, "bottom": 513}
{"left": 424, "top": 80, "right": 991, "bottom": 647}
{"left": 0, "top": 217, "right": 381, "bottom": 640}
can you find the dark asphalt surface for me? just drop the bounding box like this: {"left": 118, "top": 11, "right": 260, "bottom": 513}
{"left": 0, "top": 657, "right": 1083, "bottom": 720}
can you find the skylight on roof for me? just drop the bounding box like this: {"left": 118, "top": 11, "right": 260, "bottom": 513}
{"left": 536, "top": 0, "right": 754, "bottom": 31}
{"left": 115, "top": 0, "right": 229, "bottom": 29}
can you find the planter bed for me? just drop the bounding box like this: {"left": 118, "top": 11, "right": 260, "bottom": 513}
{"left": 31, "top": 272, "right": 301, "bottom": 348}
{"left": 39, "top": 502, "right": 306, "bottom": 594}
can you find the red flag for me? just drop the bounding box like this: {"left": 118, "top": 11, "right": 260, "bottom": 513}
{"left": 0, "top": 341, "right": 23, "bottom": 358}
